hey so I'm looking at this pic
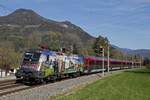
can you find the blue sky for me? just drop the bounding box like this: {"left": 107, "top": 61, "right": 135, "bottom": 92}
{"left": 0, "top": 0, "right": 150, "bottom": 49}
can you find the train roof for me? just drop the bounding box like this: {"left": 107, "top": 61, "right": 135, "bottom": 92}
{"left": 84, "top": 56, "right": 133, "bottom": 63}
{"left": 26, "top": 49, "right": 57, "bottom": 56}
{"left": 41, "top": 50, "right": 57, "bottom": 56}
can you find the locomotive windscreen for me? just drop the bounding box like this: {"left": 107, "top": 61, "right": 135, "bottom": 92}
{"left": 21, "top": 52, "right": 41, "bottom": 70}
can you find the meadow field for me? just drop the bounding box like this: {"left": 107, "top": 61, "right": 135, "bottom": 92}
{"left": 57, "top": 69, "right": 150, "bottom": 100}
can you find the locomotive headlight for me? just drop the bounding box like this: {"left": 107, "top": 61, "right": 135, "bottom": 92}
{"left": 16, "top": 69, "right": 22, "bottom": 74}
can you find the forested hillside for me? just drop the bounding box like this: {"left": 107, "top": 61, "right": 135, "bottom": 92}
{"left": 0, "top": 9, "right": 95, "bottom": 51}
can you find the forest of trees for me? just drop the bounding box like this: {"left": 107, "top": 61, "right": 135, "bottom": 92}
{"left": 0, "top": 48, "right": 21, "bottom": 74}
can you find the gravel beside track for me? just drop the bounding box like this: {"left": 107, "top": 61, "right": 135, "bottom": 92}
{"left": 0, "top": 79, "right": 30, "bottom": 97}
{"left": 0, "top": 79, "right": 16, "bottom": 84}
{"left": 0, "top": 85, "right": 30, "bottom": 97}
{"left": 0, "top": 75, "right": 15, "bottom": 81}
{"left": 0, "top": 83, "right": 23, "bottom": 90}
{"left": 0, "top": 70, "right": 125, "bottom": 100}
{"left": 0, "top": 81, "right": 16, "bottom": 87}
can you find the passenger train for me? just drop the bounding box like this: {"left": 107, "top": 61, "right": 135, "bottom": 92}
{"left": 15, "top": 49, "right": 141, "bottom": 83}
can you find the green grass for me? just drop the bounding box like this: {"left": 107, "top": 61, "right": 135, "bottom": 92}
{"left": 57, "top": 69, "right": 150, "bottom": 100}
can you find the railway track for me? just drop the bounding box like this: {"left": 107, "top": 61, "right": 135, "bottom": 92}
{"left": 0, "top": 80, "right": 16, "bottom": 86}
{"left": 0, "top": 78, "right": 65, "bottom": 97}
{"left": 0, "top": 79, "right": 16, "bottom": 84}
{"left": 0, "top": 79, "right": 31, "bottom": 97}
{"left": 0, "top": 85, "right": 31, "bottom": 97}
{"left": 0, "top": 75, "right": 80, "bottom": 97}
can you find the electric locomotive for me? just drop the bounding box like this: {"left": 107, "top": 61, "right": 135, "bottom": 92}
{"left": 15, "top": 49, "right": 84, "bottom": 83}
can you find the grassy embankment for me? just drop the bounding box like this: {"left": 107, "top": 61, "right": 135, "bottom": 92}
{"left": 56, "top": 69, "right": 150, "bottom": 100}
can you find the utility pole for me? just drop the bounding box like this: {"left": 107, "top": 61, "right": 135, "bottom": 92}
{"left": 126, "top": 55, "right": 127, "bottom": 69}
{"left": 140, "top": 56, "right": 142, "bottom": 68}
{"left": 132, "top": 56, "right": 134, "bottom": 69}
{"left": 107, "top": 42, "right": 110, "bottom": 73}
{"left": 102, "top": 47, "right": 105, "bottom": 77}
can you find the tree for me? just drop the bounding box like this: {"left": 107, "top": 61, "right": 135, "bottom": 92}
{"left": 25, "top": 31, "right": 42, "bottom": 49}
{"left": 93, "top": 35, "right": 109, "bottom": 56}
{"left": 109, "top": 46, "right": 124, "bottom": 59}
{"left": 41, "top": 32, "right": 61, "bottom": 50}
{"left": 0, "top": 48, "right": 21, "bottom": 71}
{"left": 72, "top": 44, "right": 79, "bottom": 54}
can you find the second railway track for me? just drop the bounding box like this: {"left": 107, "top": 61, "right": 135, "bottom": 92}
{"left": 0, "top": 79, "right": 32, "bottom": 97}
{"left": 0, "top": 80, "right": 16, "bottom": 87}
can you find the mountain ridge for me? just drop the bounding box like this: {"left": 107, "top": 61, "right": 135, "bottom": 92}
{"left": 0, "top": 8, "right": 94, "bottom": 49}
{"left": 113, "top": 45, "right": 150, "bottom": 58}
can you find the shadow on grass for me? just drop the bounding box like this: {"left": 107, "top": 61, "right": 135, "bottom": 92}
{"left": 125, "top": 69, "right": 150, "bottom": 74}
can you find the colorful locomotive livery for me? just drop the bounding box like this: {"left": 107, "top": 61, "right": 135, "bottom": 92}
{"left": 15, "top": 49, "right": 84, "bottom": 83}
{"left": 15, "top": 49, "right": 141, "bottom": 83}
